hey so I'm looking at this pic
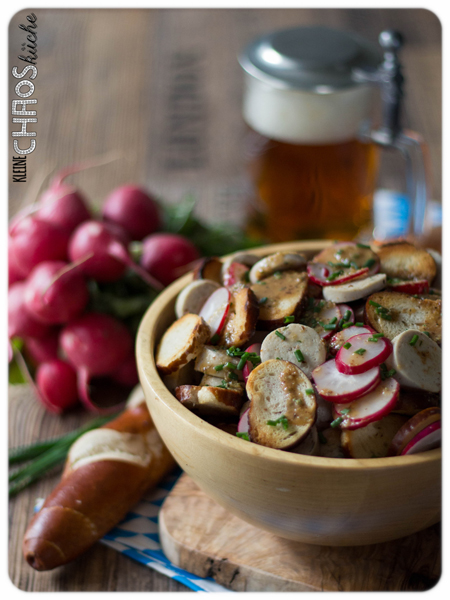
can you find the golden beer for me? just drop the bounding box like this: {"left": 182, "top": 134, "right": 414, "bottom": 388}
{"left": 239, "top": 26, "right": 383, "bottom": 243}
{"left": 245, "top": 132, "right": 379, "bottom": 242}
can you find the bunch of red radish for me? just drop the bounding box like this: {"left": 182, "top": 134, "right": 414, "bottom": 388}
{"left": 8, "top": 163, "right": 200, "bottom": 414}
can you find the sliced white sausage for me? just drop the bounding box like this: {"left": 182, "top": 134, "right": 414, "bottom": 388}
{"left": 322, "top": 273, "right": 386, "bottom": 303}
{"left": 194, "top": 346, "right": 244, "bottom": 381}
{"left": 247, "top": 359, "right": 316, "bottom": 450}
{"left": 175, "top": 280, "right": 221, "bottom": 319}
{"left": 249, "top": 252, "right": 307, "bottom": 284}
{"left": 199, "top": 374, "right": 244, "bottom": 394}
{"left": 260, "top": 323, "right": 326, "bottom": 379}
{"left": 385, "top": 330, "right": 441, "bottom": 393}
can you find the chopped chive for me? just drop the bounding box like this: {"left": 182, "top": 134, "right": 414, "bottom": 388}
{"left": 243, "top": 271, "right": 250, "bottom": 283}
{"left": 266, "top": 415, "right": 289, "bottom": 430}
{"left": 275, "top": 330, "right": 286, "bottom": 340}
{"left": 342, "top": 321, "right": 353, "bottom": 329}
{"left": 340, "top": 408, "right": 350, "bottom": 415}
{"left": 318, "top": 431, "right": 327, "bottom": 444}
{"left": 236, "top": 432, "right": 250, "bottom": 441}
{"left": 259, "top": 297, "right": 268, "bottom": 304}
{"left": 354, "top": 322, "right": 364, "bottom": 327}
{"left": 356, "top": 243, "right": 371, "bottom": 249}
{"left": 330, "top": 416, "right": 344, "bottom": 428}
{"left": 369, "top": 300, "right": 381, "bottom": 308}
{"left": 329, "top": 317, "right": 338, "bottom": 325}
{"left": 225, "top": 362, "right": 236, "bottom": 370}
{"left": 228, "top": 371, "right": 238, "bottom": 381}
{"left": 305, "top": 388, "right": 314, "bottom": 395}
{"left": 343, "top": 310, "right": 351, "bottom": 321}
{"left": 276, "top": 357, "right": 281, "bottom": 360}
{"left": 363, "top": 258, "right": 376, "bottom": 269}
{"left": 237, "top": 353, "right": 249, "bottom": 370}
{"left": 409, "top": 334, "right": 419, "bottom": 346}
{"left": 343, "top": 342, "right": 352, "bottom": 349}
{"left": 319, "top": 322, "right": 337, "bottom": 331}
{"left": 424, "top": 331, "right": 431, "bottom": 337}
{"left": 217, "top": 384, "right": 227, "bottom": 389}
{"left": 354, "top": 348, "right": 366, "bottom": 356}
{"left": 284, "top": 315, "right": 295, "bottom": 324}
{"left": 214, "top": 364, "right": 224, "bottom": 371}
{"left": 313, "top": 300, "right": 325, "bottom": 313}
{"left": 210, "top": 334, "right": 220, "bottom": 344}
{"left": 326, "top": 270, "right": 344, "bottom": 282}
{"left": 294, "top": 349, "right": 304, "bottom": 362}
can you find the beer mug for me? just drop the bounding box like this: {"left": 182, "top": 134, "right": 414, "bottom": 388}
{"left": 239, "top": 27, "right": 431, "bottom": 243}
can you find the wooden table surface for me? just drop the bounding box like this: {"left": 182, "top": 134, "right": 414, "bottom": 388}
{"left": 8, "top": 8, "right": 441, "bottom": 593}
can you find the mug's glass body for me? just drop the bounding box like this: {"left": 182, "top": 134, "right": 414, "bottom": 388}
{"left": 243, "top": 77, "right": 379, "bottom": 242}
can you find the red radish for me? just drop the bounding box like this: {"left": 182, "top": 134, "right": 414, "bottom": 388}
{"left": 38, "top": 180, "right": 91, "bottom": 235}
{"left": 102, "top": 185, "right": 161, "bottom": 241}
{"left": 312, "top": 359, "right": 380, "bottom": 403}
{"left": 337, "top": 304, "right": 354, "bottom": 324}
{"left": 329, "top": 325, "right": 375, "bottom": 355}
{"left": 222, "top": 262, "right": 249, "bottom": 288}
{"left": 237, "top": 408, "right": 250, "bottom": 434}
{"left": 24, "top": 261, "right": 89, "bottom": 324}
{"left": 140, "top": 233, "right": 200, "bottom": 287}
{"left": 312, "top": 242, "right": 380, "bottom": 276}
{"left": 335, "top": 333, "right": 392, "bottom": 375}
{"left": 307, "top": 262, "right": 369, "bottom": 286}
{"left": 24, "top": 329, "right": 60, "bottom": 365}
{"left": 69, "top": 220, "right": 163, "bottom": 288}
{"left": 60, "top": 312, "right": 133, "bottom": 376}
{"left": 8, "top": 242, "right": 25, "bottom": 286}
{"left": 9, "top": 216, "right": 69, "bottom": 277}
{"left": 78, "top": 367, "right": 129, "bottom": 413}
{"left": 242, "top": 343, "right": 262, "bottom": 383}
{"left": 112, "top": 353, "right": 139, "bottom": 387}
{"left": 8, "top": 282, "right": 51, "bottom": 339}
{"left": 333, "top": 377, "right": 399, "bottom": 429}
{"left": 103, "top": 221, "right": 131, "bottom": 246}
{"left": 401, "top": 420, "right": 441, "bottom": 455}
{"left": 36, "top": 359, "right": 79, "bottom": 413}
{"left": 387, "top": 407, "right": 441, "bottom": 456}
{"left": 199, "top": 287, "right": 231, "bottom": 339}
{"left": 388, "top": 279, "right": 429, "bottom": 295}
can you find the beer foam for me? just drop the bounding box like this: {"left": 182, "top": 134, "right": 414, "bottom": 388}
{"left": 243, "top": 78, "right": 375, "bottom": 144}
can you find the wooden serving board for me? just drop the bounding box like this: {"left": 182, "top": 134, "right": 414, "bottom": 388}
{"left": 159, "top": 474, "right": 440, "bottom": 592}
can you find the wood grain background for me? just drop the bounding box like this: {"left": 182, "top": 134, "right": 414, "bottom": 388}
{"left": 8, "top": 8, "right": 441, "bottom": 592}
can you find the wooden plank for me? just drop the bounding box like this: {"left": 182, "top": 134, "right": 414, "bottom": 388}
{"left": 159, "top": 474, "right": 441, "bottom": 592}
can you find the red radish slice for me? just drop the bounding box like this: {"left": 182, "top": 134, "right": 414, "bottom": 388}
{"left": 237, "top": 408, "right": 250, "bottom": 434}
{"left": 337, "top": 304, "right": 354, "bottom": 324}
{"left": 336, "top": 333, "right": 392, "bottom": 375}
{"left": 329, "top": 325, "right": 375, "bottom": 355}
{"left": 222, "top": 262, "right": 249, "bottom": 288}
{"left": 389, "top": 279, "right": 429, "bottom": 295}
{"left": 334, "top": 378, "right": 400, "bottom": 429}
{"left": 316, "top": 302, "right": 341, "bottom": 339}
{"left": 312, "top": 242, "right": 380, "bottom": 276}
{"left": 199, "top": 287, "right": 231, "bottom": 339}
{"left": 401, "top": 420, "right": 441, "bottom": 455}
{"left": 242, "top": 343, "right": 261, "bottom": 383}
{"left": 312, "top": 359, "right": 380, "bottom": 403}
{"left": 307, "top": 262, "right": 369, "bottom": 286}
{"left": 387, "top": 407, "right": 441, "bottom": 456}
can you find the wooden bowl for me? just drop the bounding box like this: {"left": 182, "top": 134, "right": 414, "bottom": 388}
{"left": 136, "top": 241, "right": 441, "bottom": 546}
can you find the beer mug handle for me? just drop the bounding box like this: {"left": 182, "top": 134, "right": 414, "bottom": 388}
{"left": 353, "top": 30, "right": 432, "bottom": 238}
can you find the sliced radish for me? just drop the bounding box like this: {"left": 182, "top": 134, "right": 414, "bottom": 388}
{"left": 302, "top": 300, "right": 341, "bottom": 340}
{"left": 388, "top": 279, "right": 429, "bottom": 295}
{"left": 387, "top": 407, "right": 441, "bottom": 456}
{"left": 401, "top": 420, "right": 441, "bottom": 455}
{"left": 334, "top": 377, "right": 399, "bottom": 429}
{"left": 329, "top": 325, "right": 375, "bottom": 355}
{"left": 222, "top": 262, "right": 249, "bottom": 288}
{"left": 312, "top": 242, "right": 380, "bottom": 276}
{"left": 237, "top": 407, "right": 250, "bottom": 434}
{"left": 199, "top": 286, "right": 231, "bottom": 339}
{"left": 312, "top": 359, "right": 380, "bottom": 403}
{"left": 307, "top": 262, "right": 369, "bottom": 287}
{"left": 242, "top": 343, "right": 261, "bottom": 383}
{"left": 335, "top": 333, "right": 392, "bottom": 375}
{"left": 337, "top": 304, "right": 354, "bottom": 324}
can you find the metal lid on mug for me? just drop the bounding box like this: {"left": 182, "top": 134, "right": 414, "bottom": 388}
{"left": 239, "top": 26, "right": 382, "bottom": 93}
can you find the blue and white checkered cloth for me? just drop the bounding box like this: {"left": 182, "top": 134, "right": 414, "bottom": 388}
{"left": 36, "top": 469, "right": 231, "bottom": 592}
